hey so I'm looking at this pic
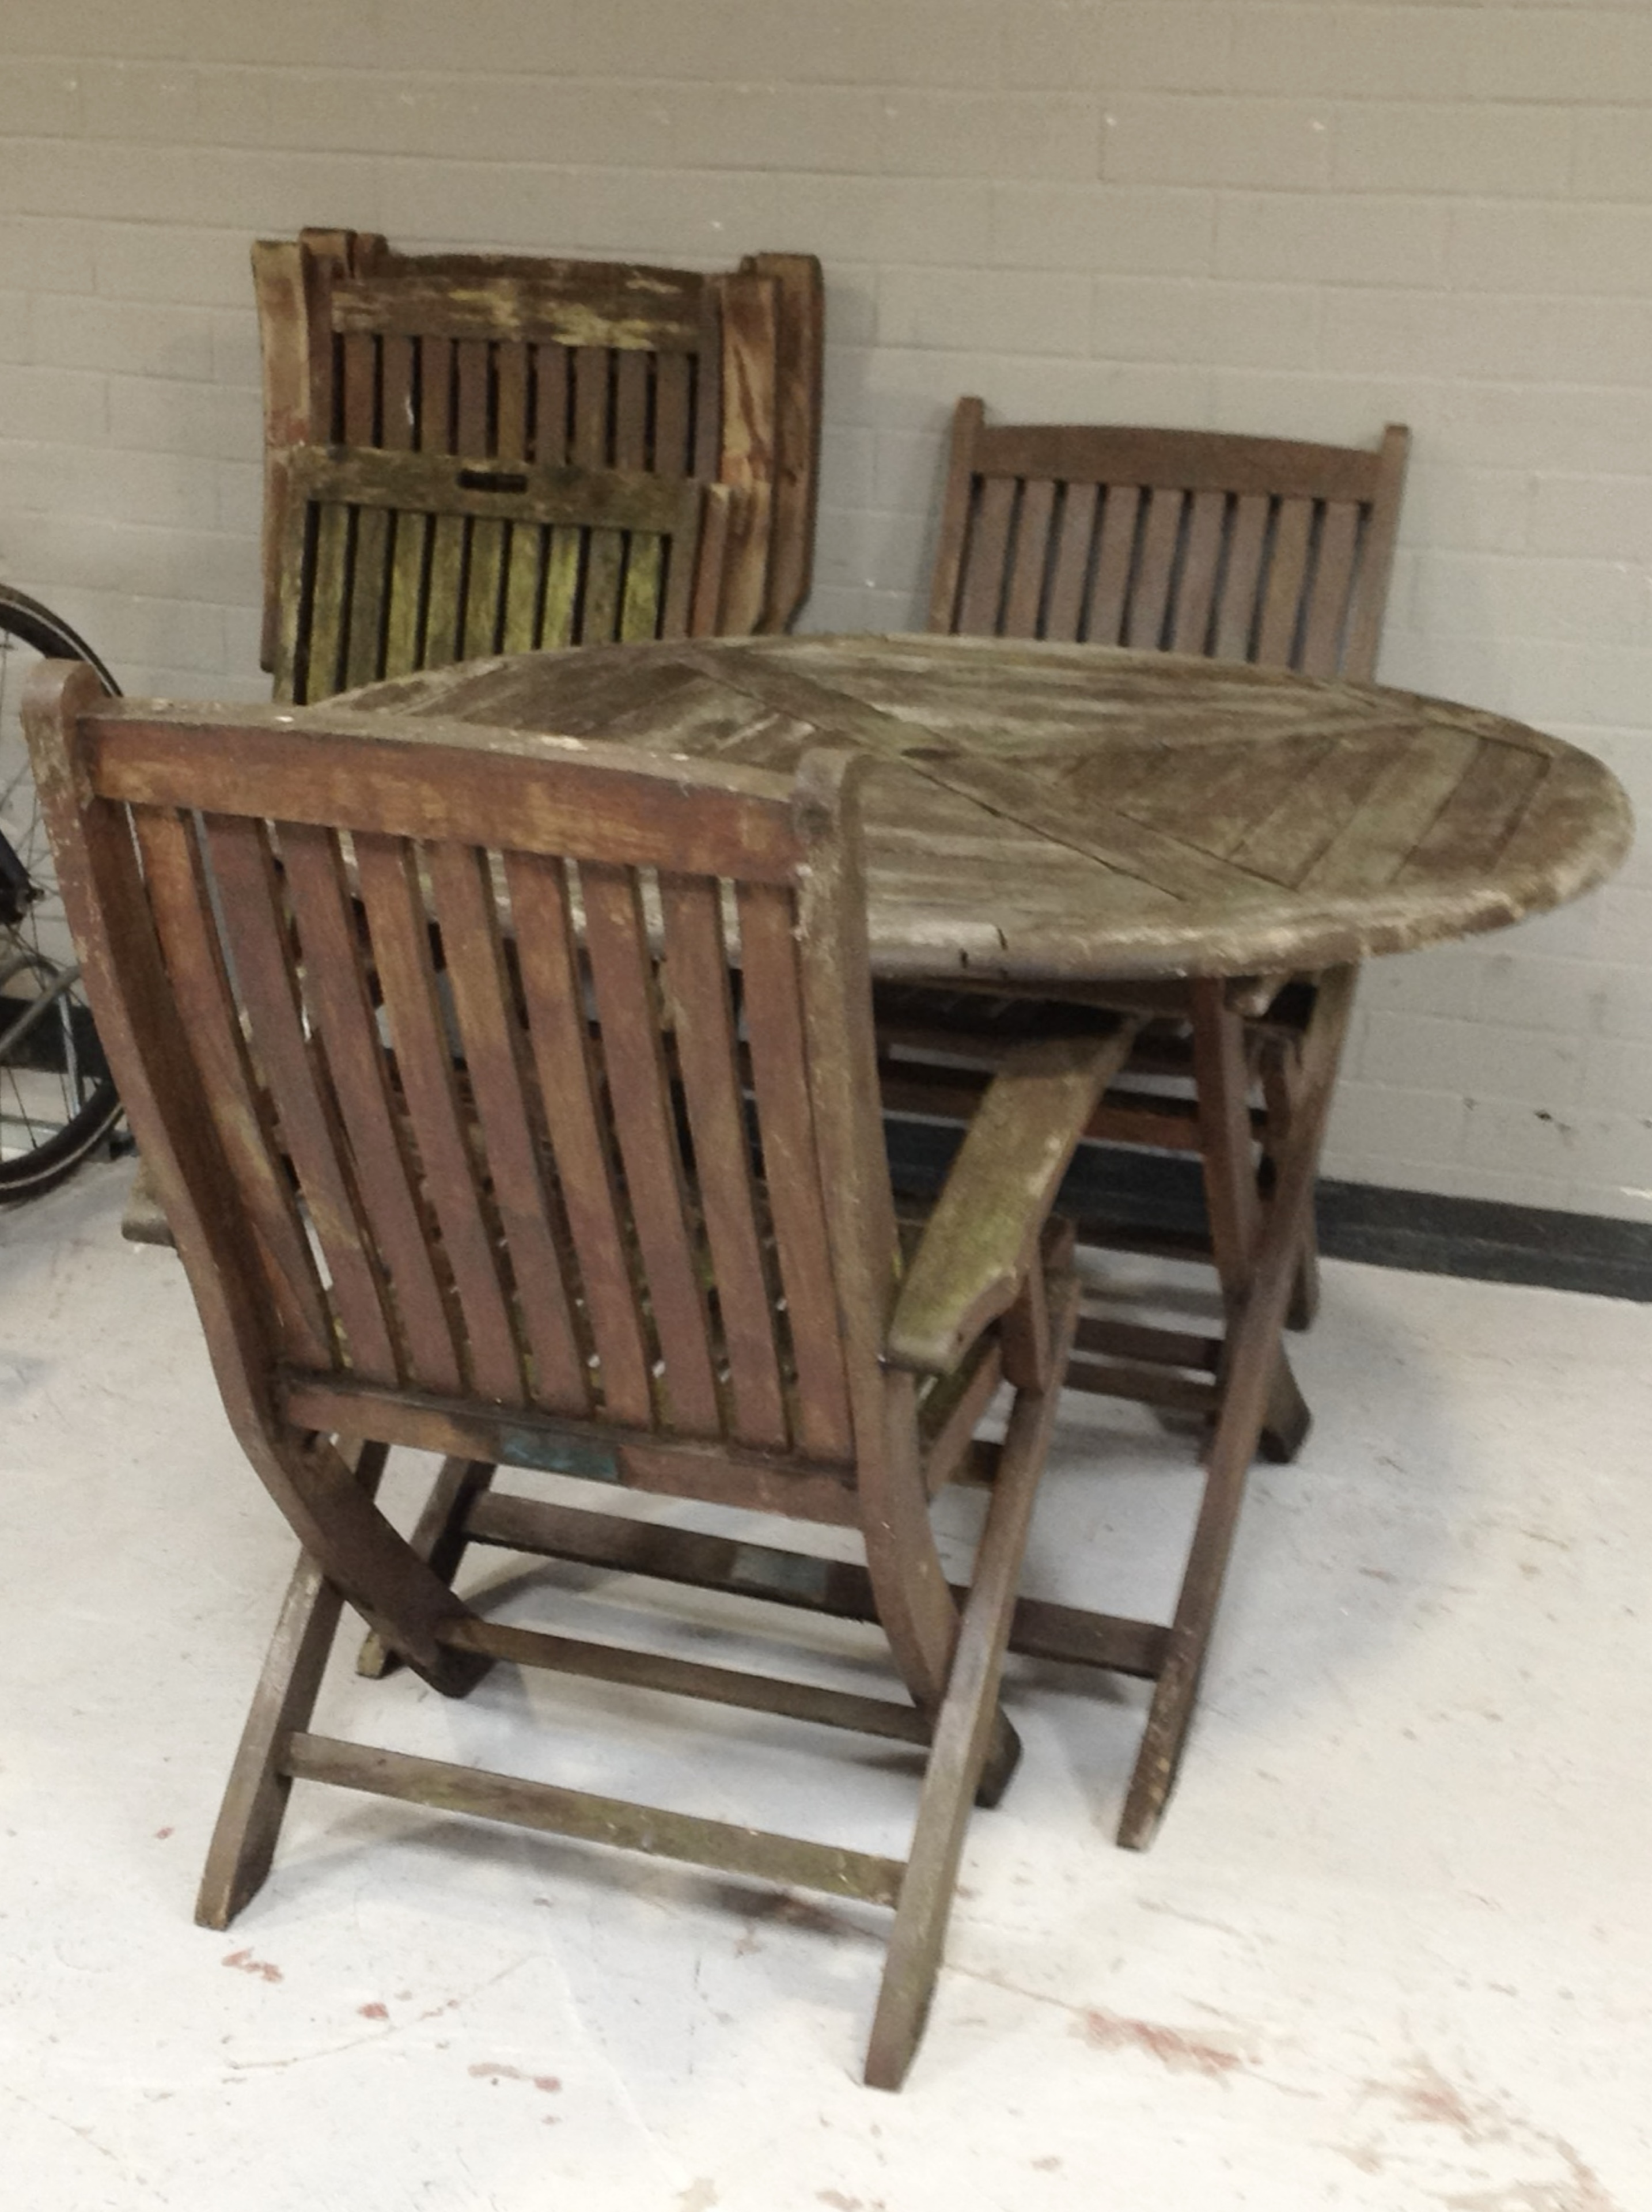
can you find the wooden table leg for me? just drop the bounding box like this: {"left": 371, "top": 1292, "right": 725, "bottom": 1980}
{"left": 1116, "top": 965, "right": 1358, "bottom": 1851}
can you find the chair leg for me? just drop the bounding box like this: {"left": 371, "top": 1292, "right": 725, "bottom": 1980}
{"left": 196, "top": 1547, "right": 346, "bottom": 1930}
{"left": 1117, "top": 970, "right": 1357, "bottom": 1851}
{"left": 1189, "top": 982, "right": 1310, "bottom": 1465}
{"left": 863, "top": 1279, "right": 1078, "bottom": 2091}
{"left": 1259, "top": 1022, "right": 1324, "bottom": 1334}
{"left": 357, "top": 1457, "right": 497, "bottom": 1679}
{"left": 196, "top": 1441, "right": 390, "bottom": 1930}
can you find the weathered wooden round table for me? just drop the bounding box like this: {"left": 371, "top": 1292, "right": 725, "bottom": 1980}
{"left": 339, "top": 632, "right": 1632, "bottom": 1847}
{"left": 342, "top": 631, "right": 1633, "bottom": 985}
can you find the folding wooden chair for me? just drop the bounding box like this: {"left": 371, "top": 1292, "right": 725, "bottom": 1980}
{"left": 252, "top": 228, "right": 823, "bottom": 658}
{"left": 273, "top": 446, "right": 733, "bottom": 703}
{"left": 883, "top": 400, "right": 1409, "bottom": 1457}
{"left": 28, "top": 662, "right": 1134, "bottom": 2088}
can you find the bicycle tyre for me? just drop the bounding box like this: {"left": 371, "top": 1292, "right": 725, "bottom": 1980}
{"left": 0, "top": 584, "right": 124, "bottom": 1200}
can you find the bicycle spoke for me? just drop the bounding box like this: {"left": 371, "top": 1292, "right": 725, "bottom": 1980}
{"left": 0, "top": 586, "right": 122, "bottom": 1194}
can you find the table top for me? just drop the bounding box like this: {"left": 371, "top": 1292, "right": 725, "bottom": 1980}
{"left": 340, "top": 634, "right": 1634, "bottom": 983}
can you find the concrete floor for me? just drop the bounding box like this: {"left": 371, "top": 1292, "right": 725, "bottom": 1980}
{"left": 2, "top": 1161, "right": 1649, "bottom": 2212}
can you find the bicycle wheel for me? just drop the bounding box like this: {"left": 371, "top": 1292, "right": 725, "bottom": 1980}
{"left": 0, "top": 584, "right": 124, "bottom": 1199}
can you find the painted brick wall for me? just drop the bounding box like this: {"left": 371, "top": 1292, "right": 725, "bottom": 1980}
{"left": 2, "top": 1, "right": 1649, "bottom": 1218}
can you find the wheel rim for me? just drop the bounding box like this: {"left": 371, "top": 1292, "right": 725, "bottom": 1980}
{"left": 0, "top": 607, "right": 121, "bottom": 1189}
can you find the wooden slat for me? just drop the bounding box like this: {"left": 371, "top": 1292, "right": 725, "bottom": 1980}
{"left": 304, "top": 501, "right": 351, "bottom": 702}
{"left": 972, "top": 422, "right": 1384, "bottom": 502}
{"left": 736, "top": 878, "right": 855, "bottom": 1460}
{"left": 460, "top": 1491, "right": 1170, "bottom": 1679}
{"left": 443, "top": 1614, "right": 931, "bottom": 1745}
{"left": 456, "top": 340, "right": 504, "bottom": 654}
{"left": 344, "top": 501, "right": 391, "bottom": 690}
{"left": 654, "top": 350, "right": 691, "bottom": 475}
{"left": 532, "top": 342, "right": 570, "bottom": 464}
{"left": 92, "top": 706, "right": 805, "bottom": 884}
{"left": 613, "top": 349, "right": 649, "bottom": 469}
{"left": 692, "top": 285, "right": 722, "bottom": 483}
{"left": 1211, "top": 491, "right": 1270, "bottom": 661}
{"left": 1489, "top": 749, "right": 1618, "bottom": 884}
{"left": 1254, "top": 495, "right": 1314, "bottom": 667}
{"left": 572, "top": 345, "right": 609, "bottom": 466}
{"left": 582, "top": 520, "right": 624, "bottom": 643}
{"left": 381, "top": 507, "right": 429, "bottom": 680}
{"left": 1298, "top": 500, "right": 1360, "bottom": 677}
{"left": 253, "top": 237, "right": 321, "bottom": 669}
{"left": 1001, "top": 476, "right": 1055, "bottom": 638}
{"left": 926, "top": 397, "right": 986, "bottom": 632}
{"left": 1126, "top": 486, "right": 1184, "bottom": 650}
{"left": 502, "top": 849, "right": 654, "bottom": 1425}
{"left": 500, "top": 518, "right": 545, "bottom": 653}
{"left": 579, "top": 860, "right": 722, "bottom": 1435}
{"left": 618, "top": 533, "right": 665, "bottom": 641}
{"left": 715, "top": 271, "right": 779, "bottom": 634}
{"left": 454, "top": 338, "right": 490, "bottom": 454}
{"left": 134, "top": 809, "right": 333, "bottom": 1367}
{"left": 682, "top": 482, "right": 721, "bottom": 638}
{"left": 1343, "top": 424, "right": 1410, "bottom": 681}
{"left": 284, "top": 1733, "right": 905, "bottom": 1906}
{"left": 659, "top": 872, "right": 789, "bottom": 1448}
{"left": 354, "top": 832, "right": 526, "bottom": 1405}
{"left": 1396, "top": 738, "right": 1546, "bottom": 880}
{"left": 422, "top": 511, "right": 465, "bottom": 668}
{"left": 540, "top": 518, "right": 582, "bottom": 647}
{"left": 1297, "top": 727, "right": 1482, "bottom": 893}
{"left": 494, "top": 341, "right": 528, "bottom": 464}
{"left": 331, "top": 275, "right": 705, "bottom": 353}
{"left": 741, "top": 251, "right": 824, "bottom": 632}
{"left": 276, "top": 821, "right": 461, "bottom": 1392}
{"left": 415, "top": 335, "right": 454, "bottom": 453}
{"left": 1169, "top": 489, "right": 1227, "bottom": 656}
{"left": 1041, "top": 480, "right": 1098, "bottom": 641}
{"left": 286, "top": 445, "right": 710, "bottom": 535}
{"left": 381, "top": 335, "right": 415, "bottom": 452}
{"left": 286, "top": 1373, "right": 858, "bottom": 1521}
{"left": 1227, "top": 731, "right": 1406, "bottom": 887}
{"left": 957, "top": 475, "right": 1015, "bottom": 635}
{"left": 340, "top": 331, "right": 377, "bottom": 445}
{"left": 463, "top": 507, "right": 506, "bottom": 658}
{"left": 1083, "top": 483, "right": 1142, "bottom": 645}
{"left": 202, "top": 814, "right": 399, "bottom": 1384}
{"left": 424, "top": 842, "right": 590, "bottom": 1412}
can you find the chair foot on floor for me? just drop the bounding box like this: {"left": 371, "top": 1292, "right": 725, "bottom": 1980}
{"left": 974, "top": 1710, "right": 1022, "bottom": 1808}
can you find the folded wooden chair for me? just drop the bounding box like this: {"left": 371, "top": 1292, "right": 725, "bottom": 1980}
{"left": 883, "top": 400, "right": 1409, "bottom": 1455}
{"left": 253, "top": 228, "right": 823, "bottom": 656}
{"left": 29, "top": 663, "right": 1133, "bottom": 2089}
{"left": 274, "top": 445, "right": 733, "bottom": 703}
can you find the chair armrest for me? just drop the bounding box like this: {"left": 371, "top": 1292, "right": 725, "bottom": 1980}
{"left": 885, "top": 1025, "right": 1135, "bottom": 1377}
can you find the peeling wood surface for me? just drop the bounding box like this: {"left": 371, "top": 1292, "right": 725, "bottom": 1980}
{"left": 338, "top": 632, "right": 1634, "bottom": 984}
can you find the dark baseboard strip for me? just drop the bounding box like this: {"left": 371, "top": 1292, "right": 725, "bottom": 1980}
{"left": 885, "top": 1117, "right": 1652, "bottom": 1305}
{"left": 1314, "top": 1181, "right": 1652, "bottom": 1302}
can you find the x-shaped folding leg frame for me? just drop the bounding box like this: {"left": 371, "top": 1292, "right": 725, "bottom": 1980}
{"left": 196, "top": 1282, "right": 1082, "bottom": 2090}
{"left": 338, "top": 965, "right": 1354, "bottom": 1855}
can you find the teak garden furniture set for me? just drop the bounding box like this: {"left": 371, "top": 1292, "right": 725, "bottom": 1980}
{"left": 30, "top": 230, "right": 1633, "bottom": 2085}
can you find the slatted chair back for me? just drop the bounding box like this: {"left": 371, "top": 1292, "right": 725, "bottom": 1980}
{"left": 273, "top": 445, "right": 732, "bottom": 704}
{"left": 28, "top": 665, "right": 1117, "bottom": 2090}
{"left": 253, "top": 228, "right": 823, "bottom": 662}
{"left": 40, "top": 684, "right": 897, "bottom": 1517}
{"left": 929, "top": 398, "right": 1409, "bottom": 681}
